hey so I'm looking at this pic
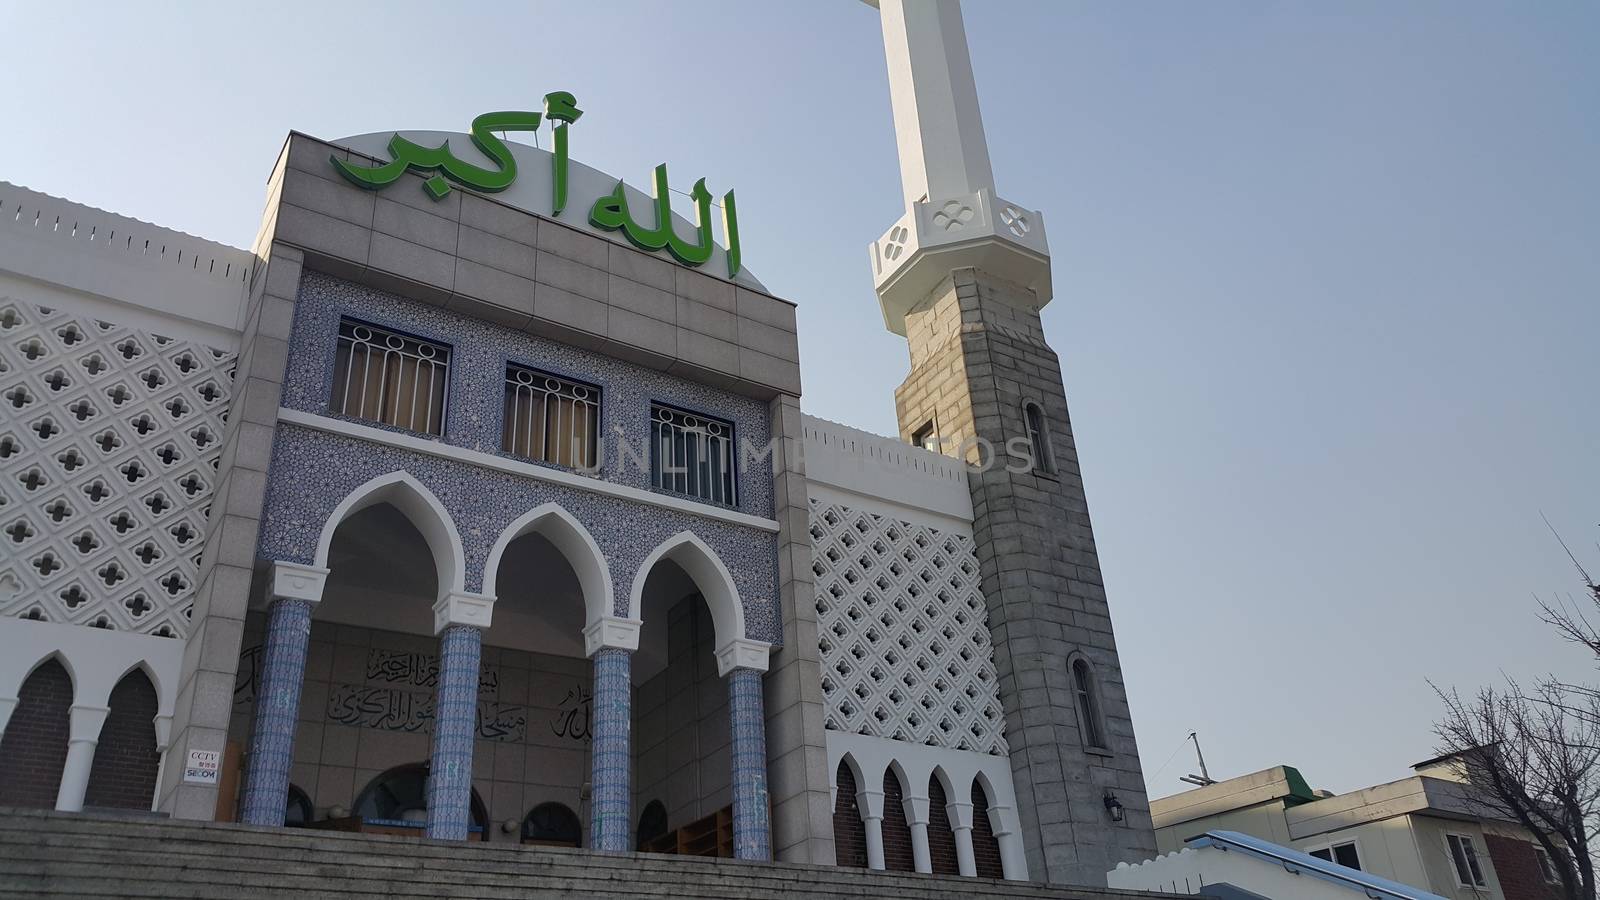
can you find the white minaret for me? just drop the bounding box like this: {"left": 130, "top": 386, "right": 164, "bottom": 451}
{"left": 865, "top": 0, "right": 1158, "bottom": 886}
{"left": 866, "top": 0, "right": 1052, "bottom": 335}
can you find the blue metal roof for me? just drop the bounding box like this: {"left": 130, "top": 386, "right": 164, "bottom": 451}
{"left": 1191, "top": 830, "right": 1449, "bottom": 900}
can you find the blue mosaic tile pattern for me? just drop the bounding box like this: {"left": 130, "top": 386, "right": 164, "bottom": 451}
{"left": 256, "top": 426, "right": 780, "bottom": 644}
{"left": 280, "top": 271, "right": 773, "bottom": 519}
{"left": 259, "top": 271, "right": 781, "bottom": 643}
{"left": 239, "top": 597, "right": 313, "bottom": 826}
{"left": 425, "top": 624, "right": 482, "bottom": 840}
{"left": 589, "top": 647, "right": 631, "bottom": 852}
{"left": 727, "top": 667, "right": 771, "bottom": 861}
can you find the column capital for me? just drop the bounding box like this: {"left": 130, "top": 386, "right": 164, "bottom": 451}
{"left": 903, "top": 793, "right": 931, "bottom": 825}
{"left": 269, "top": 561, "right": 330, "bottom": 605}
{"left": 583, "top": 615, "right": 642, "bottom": 656}
{"left": 987, "top": 801, "right": 1019, "bottom": 837}
{"left": 67, "top": 704, "right": 111, "bottom": 742}
{"left": 715, "top": 637, "right": 772, "bottom": 676}
{"left": 856, "top": 788, "right": 886, "bottom": 821}
{"left": 433, "top": 591, "right": 495, "bottom": 634}
{"left": 152, "top": 714, "right": 173, "bottom": 753}
{"left": 945, "top": 799, "right": 975, "bottom": 830}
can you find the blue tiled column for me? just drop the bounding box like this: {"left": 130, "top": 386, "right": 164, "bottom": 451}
{"left": 240, "top": 597, "right": 313, "bottom": 826}
{"left": 426, "top": 624, "right": 483, "bottom": 840}
{"left": 589, "top": 647, "right": 632, "bottom": 852}
{"left": 727, "top": 667, "right": 771, "bottom": 861}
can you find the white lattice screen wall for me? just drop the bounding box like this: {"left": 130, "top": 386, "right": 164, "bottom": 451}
{"left": 0, "top": 298, "right": 234, "bottom": 638}
{"left": 810, "top": 498, "right": 1007, "bottom": 755}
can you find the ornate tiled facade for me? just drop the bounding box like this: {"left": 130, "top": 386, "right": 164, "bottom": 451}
{"left": 239, "top": 598, "right": 313, "bottom": 825}
{"left": 0, "top": 299, "right": 233, "bottom": 638}
{"left": 426, "top": 624, "right": 483, "bottom": 840}
{"left": 727, "top": 667, "right": 771, "bottom": 860}
{"left": 588, "top": 647, "right": 631, "bottom": 852}
{"left": 255, "top": 272, "right": 781, "bottom": 642}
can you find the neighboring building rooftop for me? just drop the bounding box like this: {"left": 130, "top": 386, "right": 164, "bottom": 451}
{"left": 1110, "top": 830, "right": 1449, "bottom": 900}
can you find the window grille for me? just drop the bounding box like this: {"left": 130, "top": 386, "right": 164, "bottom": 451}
{"left": 502, "top": 365, "right": 599, "bottom": 469}
{"left": 331, "top": 320, "right": 449, "bottom": 436}
{"left": 649, "top": 404, "right": 736, "bottom": 506}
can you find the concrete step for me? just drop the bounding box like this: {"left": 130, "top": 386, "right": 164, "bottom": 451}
{"left": 0, "top": 808, "right": 1178, "bottom": 900}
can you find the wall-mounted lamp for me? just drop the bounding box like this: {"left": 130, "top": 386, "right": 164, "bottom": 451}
{"left": 1103, "top": 792, "right": 1125, "bottom": 823}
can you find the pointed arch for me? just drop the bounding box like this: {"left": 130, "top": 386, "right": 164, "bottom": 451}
{"left": 20, "top": 649, "right": 79, "bottom": 697}
{"left": 630, "top": 531, "right": 744, "bottom": 649}
{"left": 970, "top": 774, "right": 1005, "bottom": 879}
{"left": 314, "top": 471, "right": 465, "bottom": 599}
{"left": 879, "top": 762, "right": 915, "bottom": 872}
{"left": 926, "top": 768, "right": 960, "bottom": 875}
{"left": 83, "top": 667, "right": 159, "bottom": 810}
{"left": 0, "top": 657, "right": 72, "bottom": 808}
{"left": 833, "top": 758, "right": 869, "bottom": 868}
{"left": 833, "top": 751, "right": 868, "bottom": 799}
{"left": 485, "top": 502, "right": 614, "bottom": 630}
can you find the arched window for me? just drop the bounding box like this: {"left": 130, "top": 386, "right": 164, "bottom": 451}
{"left": 354, "top": 764, "right": 486, "bottom": 830}
{"left": 636, "top": 799, "right": 668, "bottom": 851}
{"left": 926, "top": 774, "right": 960, "bottom": 875}
{"left": 523, "top": 801, "right": 582, "bottom": 847}
{"left": 880, "top": 766, "right": 915, "bottom": 872}
{"left": 0, "top": 658, "right": 71, "bottom": 808}
{"left": 83, "top": 668, "right": 160, "bottom": 810}
{"left": 285, "top": 784, "right": 314, "bottom": 827}
{"left": 1022, "top": 401, "right": 1054, "bottom": 475}
{"left": 832, "top": 762, "right": 868, "bottom": 868}
{"left": 970, "top": 780, "right": 1004, "bottom": 879}
{"left": 1072, "top": 658, "right": 1108, "bottom": 750}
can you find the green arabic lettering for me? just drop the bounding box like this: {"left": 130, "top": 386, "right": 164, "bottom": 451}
{"left": 663, "top": 178, "right": 715, "bottom": 267}
{"left": 588, "top": 163, "right": 674, "bottom": 252}
{"left": 331, "top": 110, "right": 544, "bottom": 200}
{"left": 721, "top": 189, "right": 741, "bottom": 279}
{"left": 544, "top": 92, "right": 583, "bottom": 216}
{"left": 588, "top": 163, "right": 732, "bottom": 271}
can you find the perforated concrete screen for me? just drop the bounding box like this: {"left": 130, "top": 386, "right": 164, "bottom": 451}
{"left": 809, "top": 498, "right": 1006, "bottom": 755}
{"left": 0, "top": 299, "right": 234, "bottom": 638}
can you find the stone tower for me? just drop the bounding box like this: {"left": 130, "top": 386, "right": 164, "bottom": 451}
{"left": 864, "top": 0, "right": 1158, "bottom": 885}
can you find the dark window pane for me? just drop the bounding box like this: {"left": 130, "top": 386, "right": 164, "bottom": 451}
{"left": 1333, "top": 843, "right": 1360, "bottom": 870}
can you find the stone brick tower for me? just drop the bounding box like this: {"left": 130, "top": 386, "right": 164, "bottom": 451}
{"left": 864, "top": 0, "right": 1158, "bottom": 885}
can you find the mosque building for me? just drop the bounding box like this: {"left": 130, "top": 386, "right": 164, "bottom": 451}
{"left": 0, "top": 0, "right": 1156, "bottom": 889}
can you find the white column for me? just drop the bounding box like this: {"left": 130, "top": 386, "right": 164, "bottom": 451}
{"left": 904, "top": 792, "right": 933, "bottom": 874}
{"left": 0, "top": 695, "right": 16, "bottom": 739}
{"left": 150, "top": 715, "right": 172, "bottom": 812}
{"left": 55, "top": 704, "right": 110, "bottom": 812}
{"left": 988, "top": 802, "right": 1028, "bottom": 881}
{"left": 947, "top": 799, "right": 977, "bottom": 876}
{"left": 858, "top": 788, "right": 887, "bottom": 870}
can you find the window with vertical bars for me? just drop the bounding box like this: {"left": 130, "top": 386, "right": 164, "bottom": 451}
{"left": 649, "top": 403, "right": 736, "bottom": 506}
{"left": 330, "top": 320, "right": 449, "bottom": 436}
{"left": 501, "top": 365, "right": 599, "bottom": 470}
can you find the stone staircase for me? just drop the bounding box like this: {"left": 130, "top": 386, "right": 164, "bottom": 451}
{"left": 0, "top": 808, "right": 1182, "bottom": 899}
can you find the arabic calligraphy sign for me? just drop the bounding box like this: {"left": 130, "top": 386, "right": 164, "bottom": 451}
{"left": 326, "top": 682, "right": 529, "bottom": 743}
{"left": 329, "top": 93, "right": 742, "bottom": 278}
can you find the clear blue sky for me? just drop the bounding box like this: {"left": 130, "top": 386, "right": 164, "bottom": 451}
{"left": 3, "top": 1, "right": 1596, "bottom": 798}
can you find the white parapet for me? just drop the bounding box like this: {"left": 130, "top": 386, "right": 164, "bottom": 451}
{"left": 0, "top": 181, "right": 253, "bottom": 347}
{"left": 802, "top": 414, "right": 973, "bottom": 531}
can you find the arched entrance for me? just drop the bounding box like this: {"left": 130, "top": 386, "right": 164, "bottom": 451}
{"left": 629, "top": 532, "right": 771, "bottom": 860}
